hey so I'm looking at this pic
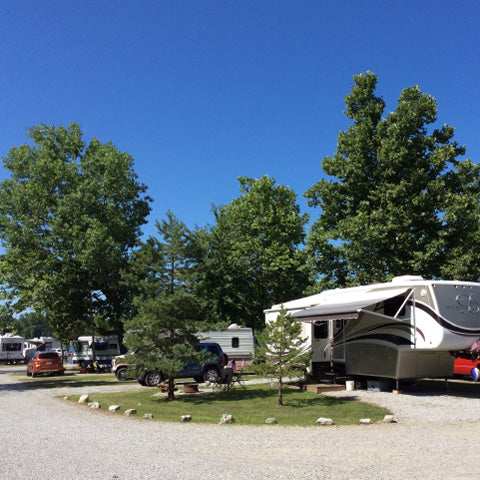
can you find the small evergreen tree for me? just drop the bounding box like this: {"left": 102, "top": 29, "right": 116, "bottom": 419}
{"left": 253, "top": 307, "right": 311, "bottom": 406}
{"left": 124, "top": 211, "right": 204, "bottom": 400}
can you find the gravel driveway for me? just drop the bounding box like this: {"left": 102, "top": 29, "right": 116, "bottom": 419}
{"left": 1, "top": 366, "right": 479, "bottom": 480}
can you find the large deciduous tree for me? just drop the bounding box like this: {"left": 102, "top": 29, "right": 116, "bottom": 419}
{"left": 0, "top": 123, "right": 151, "bottom": 344}
{"left": 197, "top": 176, "right": 310, "bottom": 331}
{"left": 305, "top": 72, "right": 480, "bottom": 289}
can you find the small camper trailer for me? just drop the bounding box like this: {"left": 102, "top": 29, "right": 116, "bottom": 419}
{"left": 196, "top": 324, "right": 256, "bottom": 364}
{"left": 265, "top": 276, "right": 480, "bottom": 382}
{"left": 71, "top": 335, "right": 121, "bottom": 369}
{"left": 0, "top": 333, "right": 25, "bottom": 364}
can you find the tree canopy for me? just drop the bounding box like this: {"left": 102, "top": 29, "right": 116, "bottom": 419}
{"left": 0, "top": 123, "right": 151, "bottom": 344}
{"left": 305, "top": 72, "right": 480, "bottom": 289}
{"left": 197, "top": 175, "right": 310, "bottom": 330}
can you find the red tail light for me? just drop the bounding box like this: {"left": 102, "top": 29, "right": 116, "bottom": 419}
{"left": 221, "top": 354, "right": 227, "bottom": 365}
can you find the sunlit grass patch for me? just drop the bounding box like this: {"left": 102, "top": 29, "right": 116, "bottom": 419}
{"left": 69, "top": 384, "right": 390, "bottom": 426}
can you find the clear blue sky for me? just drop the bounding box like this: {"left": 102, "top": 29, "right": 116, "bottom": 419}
{"left": 0, "top": 1, "right": 478, "bottom": 239}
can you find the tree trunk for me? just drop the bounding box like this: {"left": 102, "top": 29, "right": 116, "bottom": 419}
{"left": 278, "top": 375, "right": 283, "bottom": 406}
{"left": 168, "top": 377, "right": 176, "bottom": 401}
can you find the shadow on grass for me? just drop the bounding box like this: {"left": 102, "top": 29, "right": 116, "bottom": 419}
{"left": 152, "top": 385, "right": 351, "bottom": 408}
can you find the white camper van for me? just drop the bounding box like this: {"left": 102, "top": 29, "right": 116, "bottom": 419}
{"left": 0, "top": 333, "right": 25, "bottom": 364}
{"left": 196, "top": 324, "right": 256, "bottom": 365}
{"left": 71, "top": 335, "right": 121, "bottom": 370}
{"left": 265, "top": 276, "right": 480, "bottom": 384}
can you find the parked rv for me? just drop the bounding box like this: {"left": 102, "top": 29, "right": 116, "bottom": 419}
{"left": 71, "top": 335, "right": 121, "bottom": 370}
{"left": 23, "top": 336, "right": 62, "bottom": 362}
{"left": 265, "top": 276, "right": 480, "bottom": 385}
{"left": 196, "top": 324, "right": 256, "bottom": 365}
{"left": 0, "top": 333, "right": 25, "bottom": 364}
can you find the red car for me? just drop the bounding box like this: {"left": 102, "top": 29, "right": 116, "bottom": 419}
{"left": 454, "top": 357, "right": 480, "bottom": 378}
{"left": 27, "top": 351, "right": 64, "bottom": 377}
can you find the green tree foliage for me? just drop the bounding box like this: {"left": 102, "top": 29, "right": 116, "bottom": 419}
{"left": 13, "top": 312, "right": 52, "bottom": 339}
{"left": 124, "top": 211, "right": 204, "bottom": 400}
{"left": 305, "top": 72, "right": 480, "bottom": 289}
{"left": 252, "top": 307, "right": 311, "bottom": 406}
{"left": 0, "top": 123, "right": 151, "bottom": 344}
{"left": 197, "top": 175, "right": 310, "bottom": 330}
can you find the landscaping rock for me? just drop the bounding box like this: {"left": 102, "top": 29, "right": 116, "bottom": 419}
{"left": 89, "top": 402, "right": 101, "bottom": 410}
{"left": 124, "top": 409, "right": 137, "bottom": 416}
{"left": 359, "top": 418, "right": 372, "bottom": 424}
{"left": 181, "top": 415, "right": 192, "bottom": 422}
{"left": 109, "top": 405, "right": 121, "bottom": 412}
{"left": 383, "top": 414, "right": 396, "bottom": 423}
{"left": 219, "top": 414, "right": 234, "bottom": 424}
{"left": 143, "top": 413, "right": 154, "bottom": 419}
{"left": 265, "top": 417, "right": 278, "bottom": 424}
{"left": 78, "top": 394, "right": 89, "bottom": 404}
{"left": 315, "top": 417, "right": 334, "bottom": 425}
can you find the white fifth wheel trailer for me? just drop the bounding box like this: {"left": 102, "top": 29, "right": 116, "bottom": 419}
{"left": 264, "top": 276, "right": 480, "bottom": 382}
{"left": 0, "top": 333, "right": 25, "bottom": 364}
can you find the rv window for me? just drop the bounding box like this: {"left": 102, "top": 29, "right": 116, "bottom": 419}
{"left": 313, "top": 322, "right": 328, "bottom": 339}
{"left": 231, "top": 337, "right": 239, "bottom": 348}
{"left": 3, "top": 342, "right": 22, "bottom": 352}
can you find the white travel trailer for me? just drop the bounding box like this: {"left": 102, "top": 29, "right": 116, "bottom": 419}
{"left": 196, "top": 324, "right": 256, "bottom": 364}
{"left": 0, "top": 333, "right": 25, "bottom": 364}
{"left": 264, "top": 276, "right": 480, "bottom": 383}
{"left": 71, "top": 335, "right": 121, "bottom": 369}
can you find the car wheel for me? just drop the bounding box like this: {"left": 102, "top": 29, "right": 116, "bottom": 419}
{"left": 144, "top": 371, "right": 162, "bottom": 387}
{"left": 115, "top": 367, "right": 129, "bottom": 381}
{"left": 203, "top": 367, "right": 220, "bottom": 383}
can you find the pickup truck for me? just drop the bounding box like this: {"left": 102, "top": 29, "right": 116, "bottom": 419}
{"left": 111, "top": 342, "right": 228, "bottom": 387}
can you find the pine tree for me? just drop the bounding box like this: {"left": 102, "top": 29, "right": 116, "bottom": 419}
{"left": 253, "top": 307, "right": 311, "bottom": 406}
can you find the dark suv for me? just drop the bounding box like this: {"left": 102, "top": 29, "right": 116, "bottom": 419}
{"left": 112, "top": 342, "right": 228, "bottom": 387}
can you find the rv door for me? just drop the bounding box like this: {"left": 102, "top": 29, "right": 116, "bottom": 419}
{"left": 311, "top": 320, "right": 330, "bottom": 363}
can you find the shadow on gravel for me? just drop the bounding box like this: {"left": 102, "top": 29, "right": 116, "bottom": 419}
{"left": 400, "top": 379, "right": 480, "bottom": 399}
{"left": 0, "top": 372, "right": 123, "bottom": 392}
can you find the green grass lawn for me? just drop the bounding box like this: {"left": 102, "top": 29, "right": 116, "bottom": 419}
{"left": 69, "top": 384, "right": 391, "bottom": 426}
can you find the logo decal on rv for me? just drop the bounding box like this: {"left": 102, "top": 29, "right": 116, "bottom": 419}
{"left": 455, "top": 294, "right": 480, "bottom": 315}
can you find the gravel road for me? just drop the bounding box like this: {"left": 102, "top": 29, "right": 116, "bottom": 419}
{"left": 1, "top": 366, "right": 479, "bottom": 480}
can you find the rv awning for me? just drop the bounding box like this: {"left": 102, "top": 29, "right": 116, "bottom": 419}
{"left": 292, "top": 288, "right": 410, "bottom": 322}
